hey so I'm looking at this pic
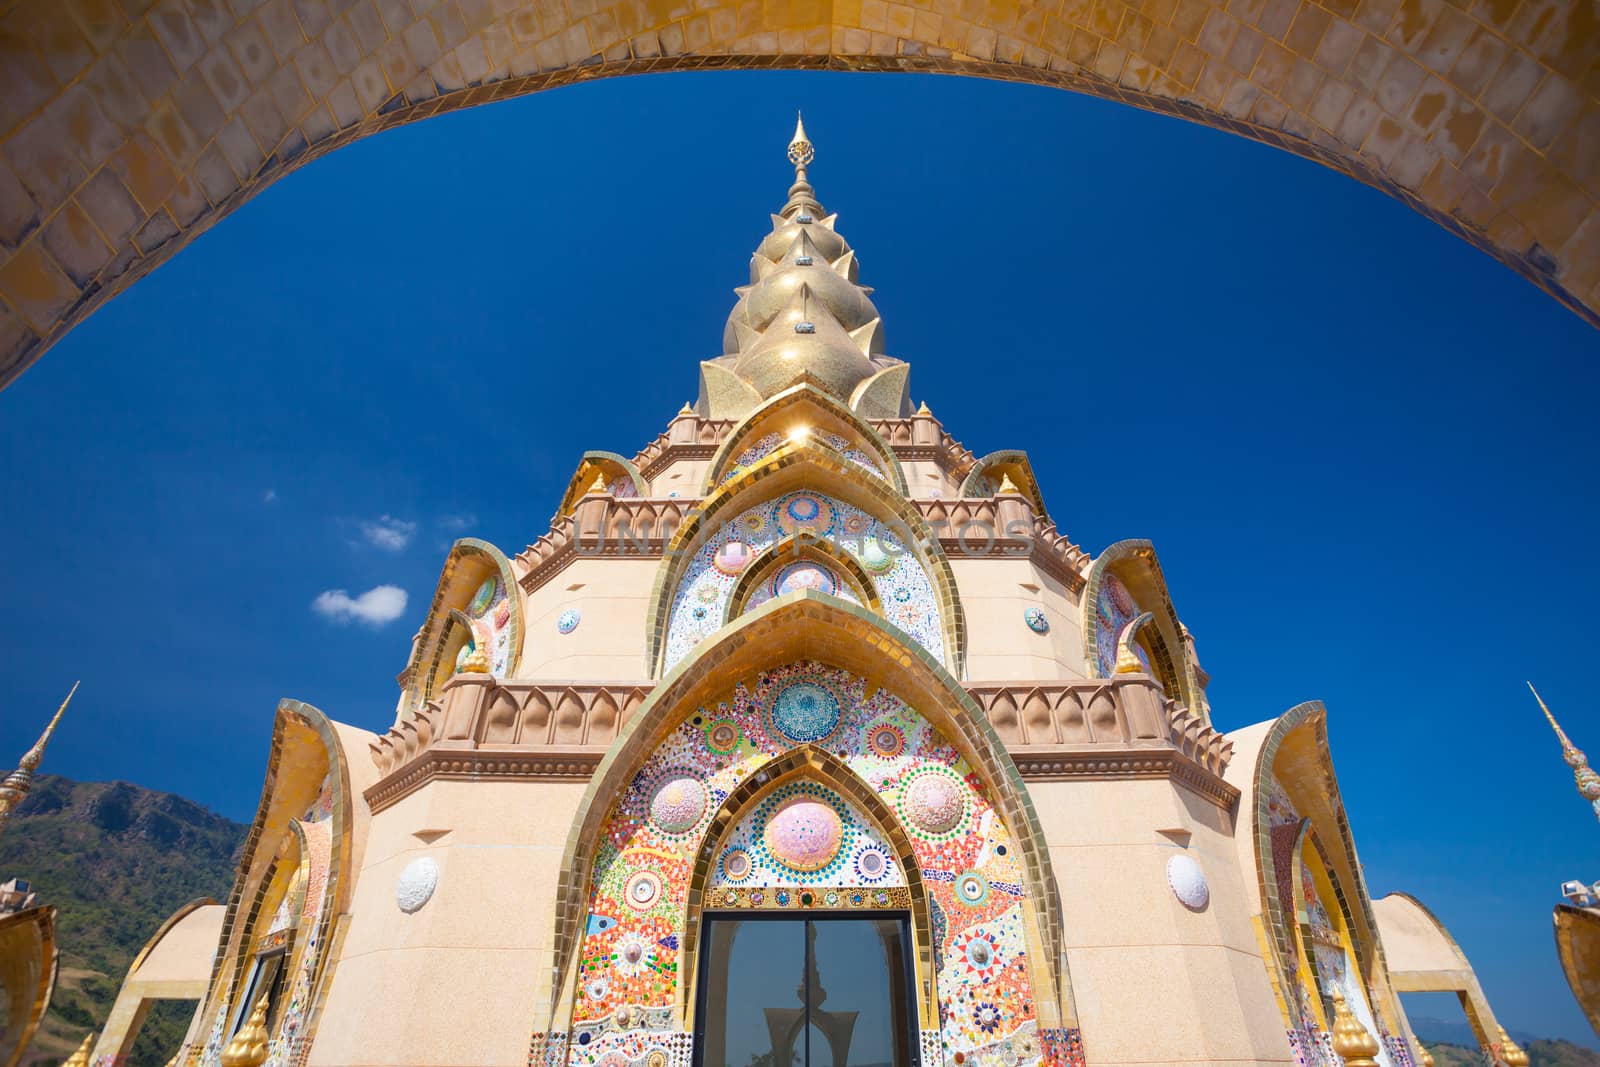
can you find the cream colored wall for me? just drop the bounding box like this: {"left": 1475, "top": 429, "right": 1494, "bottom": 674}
{"left": 901, "top": 460, "right": 960, "bottom": 499}
{"left": 131, "top": 906, "right": 224, "bottom": 984}
{"left": 308, "top": 777, "right": 586, "bottom": 1067}
{"left": 649, "top": 460, "right": 712, "bottom": 498}
{"left": 950, "top": 557, "right": 1086, "bottom": 681}
{"left": 1029, "top": 776, "right": 1293, "bottom": 1066}
{"left": 518, "top": 557, "right": 660, "bottom": 680}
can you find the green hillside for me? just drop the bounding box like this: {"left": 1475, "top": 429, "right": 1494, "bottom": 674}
{"left": 0, "top": 777, "right": 245, "bottom": 1067}
{"left": 1418, "top": 1039, "right": 1599, "bottom": 1067}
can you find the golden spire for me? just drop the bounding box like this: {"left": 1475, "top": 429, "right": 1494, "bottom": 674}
{"left": 1415, "top": 1046, "right": 1434, "bottom": 1067}
{"left": 63, "top": 1033, "right": 95, "bottom": 1067}
{"left": 1529, "top": 682, "right": 1600, "bottom": 823}
{"left": 0, "top": 682, "right": 79, "bottom": 836}
{"left": 1328, "top": 990, "right": 1380, "bottom": 1067}
{"left": 787, "top": 111, "right": 815, "bottom": 172}
{"left": 220, "top": 995, "right": 271, "bottom": 1067}
{"left": 1498, "top": 1027, "right": 1529, "bottom": 1067}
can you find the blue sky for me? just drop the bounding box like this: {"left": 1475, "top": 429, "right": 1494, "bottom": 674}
{"left": 1, "top": 70, "right": 1596, "bottom": 1046}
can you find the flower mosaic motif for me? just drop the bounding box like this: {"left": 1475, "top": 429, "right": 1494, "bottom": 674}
{"left": 558, "top": 608, "right": 581, "bottom": 634}
{"left": 571, "top": 661, "right": 1037, "bottom": 1067}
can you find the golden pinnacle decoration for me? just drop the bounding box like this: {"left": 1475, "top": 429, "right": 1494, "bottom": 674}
{"left": 1416, "top": 1046, "right": 1434, "bottom": 1067}
{"left": 62, "top": 1033, "right": 95, "bottom": 1067}
{"left": 0, "top": 682, "right": 79, "bottom": 837}
{"left": 1499, "top": 1026, "right": 1529, "bottom": 1067}
{"left": 584, "top": 468, "right": 610, "bottom": 495}
{"left": 1529, "top": 682, "right": 1600, "bottom": 823}
{"left": 786, "top": 112, "right": 814, "bottom": 171}
{"left": 996, "top": 473, "right": 1023, "bottom": 496}
{"left": 220, "top": 995, "right": 271, "bottom": 1067}
{"left": 1329, "top": 990, "right": 1381, "bottom": 1067}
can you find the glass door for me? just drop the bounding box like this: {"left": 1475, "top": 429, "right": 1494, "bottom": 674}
{"left": 694, "top": 915, "right": 916, "bottom": 1067}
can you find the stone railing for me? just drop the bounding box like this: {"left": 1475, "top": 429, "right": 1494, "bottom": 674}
{"left": 367, "top": 673, "right": 1236, "bottom": 812}
{"left": 966, "top": 676, "right": 1236, "bottom": 807}
{"left": 514, "top": 497, "right": 700, "bottom": 593}
{"left": 915, "top": 497, "right": 1089, "bottom": 593}
{"left": 632, "top": 415, "right": 737, "bottom": 479}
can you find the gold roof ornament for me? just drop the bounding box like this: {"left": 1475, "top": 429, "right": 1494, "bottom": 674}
{"left": 1328, "top": 990, "right": 1380, "bottom": 1067}
{"left": 1113, "top": 614, "right": 1154, "bottom": 675}
{"left": 1529, "top": 682, "right": 1600, "bottom": 824}
{"left": 584, "top": 468, "right": 610, "bottom": 495}
{"left": 0, "top": 682, "right": 79, "bottom": 838}
{"left": 1415, "top": 1046, "right": 1434, "bottom": 1067}
{"left": 62, "top": 1033, "right": 95, "bottom": 1067}
{"left": 1499, "top": 1027, "right": 1529, "bottom": 1067}
{"left": 220, "top": 995, "right": 271, "bottom": 1067}
{"left": 787, "top": 111, "right": 814, "bottom": 171}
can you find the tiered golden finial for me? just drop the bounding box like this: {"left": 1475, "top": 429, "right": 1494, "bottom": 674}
{"left": 1328, "top": 990, "right": 1381, "bottom": 1067}
{"left": 787, "top": 112, "right": 815, "bottom": 172}
{"left": 1529, "top": 682, "right": 1600, "bottom": 823}
{"left": 220, "top": 995, "right": 271, "bottom": 1067}
{"left": 1415, "top": 1046, "right": 1434, "bottom": 1067}
{"left": 0, "top": 682, "right": 79, "bottom": 838}
{"left": 1498, "top": 1026, "right": 1529, "bottom": 1067}
{"left": 996, "top": 473, "right": 1023, "bottom": 496}
{"left": 62, "top": 1033, "right": 95, "bottom": 1067}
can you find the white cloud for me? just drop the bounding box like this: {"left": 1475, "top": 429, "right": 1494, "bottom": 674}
{"left": 438, "top": 513, "right": 477, "bottom": 532}
{"left": 262, "top": 489, "right": 277, "bottom": 503}
{"left": 360, "top": 515, "right": 417, "bottom": 551}
{"left": 312, "top": 585, "right": 408, "bottom": 626}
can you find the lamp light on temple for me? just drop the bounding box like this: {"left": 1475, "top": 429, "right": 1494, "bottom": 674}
{"left": 788, "top": 425, "right": 811, "bottom": 445}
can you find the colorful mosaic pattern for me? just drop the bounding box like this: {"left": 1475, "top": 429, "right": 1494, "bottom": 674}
{"left": 572, "top": 662, "right": 1036, "bottom": 1067}
{"left": 1092, "top": 573, "right": 1150, "bottom": 677}
{"left": 455, "top": 573, "right": 515, "bottom": 677}
{"left": 1298, "top": 846, "right": 1394, "bottom": 1067}
{"left": 722, "top": 431, "right": 885, "bottom": 485}
{"left": 663, "top": 492, "right": 945, "bottom": 670}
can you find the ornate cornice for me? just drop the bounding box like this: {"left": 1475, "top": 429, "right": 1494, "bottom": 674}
{"left": 364, "top": 745, "right": 607, "bottom": 813}
{"left": 1005, "top": 747, "right": 1240, "bottom": 808}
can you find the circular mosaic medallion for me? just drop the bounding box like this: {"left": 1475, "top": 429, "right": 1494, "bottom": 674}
{"left": 763, "top": 796, "right": 844, "bottom": 872}
{"left": 714, "top": 541, "right": 754, "bottom": 576}
{"left": 468, "top": 577, "right": 497, "bottom": 616}
{"left": 769, "top": 681, "right": 843, "bottom": 744}
{"left": 954, "top": 871, "right": 991, "bottom": 908}
{"left": 858, "top": 537, "right": 894, "bottom": 574}
{"left": 854, "top": 843, "right": 891, "bottom": 884}
{"left": 705, "top": 718, "right": 743, "bottom": 755}
{"left": 900, "top": 765, "right": 969, "bottom": 838}
{"left": 645, "top": 1051, "right": 668, "bottom": 1067}
{"left": 867, "top": 723, "right": 906, "bottom": 760}
{"left": 843, "top": 514, "right": 866, "bottom": 534}
{"left": 1023, "top": 606, "right": 1049, "bottom": 634}
{"left": 584, "top": 977, "right": 609, "bottom": 1001}
{"left": 1167, "top": 854, "right": 1210, "bottom": 910}
{"left": 696, "top": 584, "right": 719, "bottom": 603}
{"left": 557, "top": 608, "right": 581, "bottom": 634}
{"left": 742, "top": 512, "right": 766, "bottom": 534}
{"left": 774, "top": 561, "right": 838, "bottom": 597}
{"left": 612, "top": 931, "right": 654, "bottom": 976}
{"left": 958, "top": 930, "right": 1001, "bottom": 977}
{"left": 622, "top": 870, "right": 662, "bottom": 912}
{"left": 649, "top": 775, "right": 707, "bottom": 835}
{"left": 774, "top": 492, "right": 837, "bottom": 537}
{"left": 721, "top": 848, "right": 753, "bottom": 882}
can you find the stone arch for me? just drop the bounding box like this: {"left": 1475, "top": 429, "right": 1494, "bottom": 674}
{"left": 542, "top": 592, "right": 1073, "bottom": 1035}
{"left": 679, "top": 744, "right": 940, "bottom": 1030}
{"left": 958, "top": 450, "right": 1048, "bottom": 519}
{"left": 1081, "top": 538, "right": 1203, "bottom": 717}
{"left": 703, "top": 383, "right": 908, "bottom": 495}
{"left": 723, "top": 532, "right": 883, "bottom": 622}
{"left": 397, "top": 537, "right": 522, "bottom": 719}
{"left": 643, "top": 446, "right": 965, "bottom": 677}
{"left": 553, "top": 451, "right": 648, "bottom": 518}
{"left": 0, "top": 1, "right": 1593, "bottom": 393}
{"left": 191, "top": 699, "right": 369, "bottom": 1067}
{"left": 1372, "top": 892, "right": 1509, "bottom": 1053}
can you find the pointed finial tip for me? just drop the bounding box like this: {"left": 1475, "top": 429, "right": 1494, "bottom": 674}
{"left": 787, "top": 112, "right": 814, "bottom": 169}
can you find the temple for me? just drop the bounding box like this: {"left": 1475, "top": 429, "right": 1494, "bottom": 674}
{"left": 73, "top": 119, "right": 1536, "bottom": 1067}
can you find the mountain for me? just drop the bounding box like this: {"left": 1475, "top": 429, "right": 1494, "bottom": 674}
{"left": 1424, "top": 1040, "right": 1600, "bottom": 1067}
{"left": 0, "top": 777, "right": 246, "bottom": 1067}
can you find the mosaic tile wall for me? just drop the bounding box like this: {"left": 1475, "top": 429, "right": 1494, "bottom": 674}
{"left": 569, "top": 662, "right": 1036, "bottom": 1067}
{"left": 455, "top": 573, "right": 515, "bottom": 677}
{"left": 1302, "top": 859, "right": 1394, "bottom": 1067}
{"left": 721, "top": 431, "right": 884, "bottom": 485}
{"left": 1091, "top": 573, "right": 1151, "bottom": 678}
{"left": 663, "top": 492, "right": 945, "bottom": 670}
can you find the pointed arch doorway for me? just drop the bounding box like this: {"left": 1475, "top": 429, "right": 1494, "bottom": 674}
{"left": 694, "top": 912, "right": 919, "bottom": 1067}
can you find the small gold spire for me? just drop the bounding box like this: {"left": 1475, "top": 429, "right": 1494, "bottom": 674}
{"left": 584, "top": 468, "right": 610, "bottom": 495}
{"left": 787, "top": 111, "right": 814, "bottom": 170}
{"left": 0, "top": 682, "right": 79, "bottom": 837}
{"left": 677, "top": 401, "right": 694, "bottom": 416}
{"left": 220, "top": 995, "right": 271, "bottom": 1067}
{"left": 1415, "top": 1046, "right": 1434, "bottom": 1067}
{"left": 1499, "top": 1027, "right": 1529, "bottom": 1067}
{"left": 63, "top": 1033, "right": 95, "bottom": 1067}
{"left": 1328, "top": 990, "right": 1380, "bottom": 1067}
{"left": 916, "top": 401, "right": 932, "bottom": 417}
{"left": 996, "top": 473, "right": 1022, "bottom": 496}
{"left": 1529, "top": 682, "right": 1600, "bottom": 822}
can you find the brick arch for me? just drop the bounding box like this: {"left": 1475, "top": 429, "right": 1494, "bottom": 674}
{"left": 0, "top": 0, "right": 1595, "bottom": 391}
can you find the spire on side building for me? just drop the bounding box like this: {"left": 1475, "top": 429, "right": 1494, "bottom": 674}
{"left": 1529, "top": 681, "right": 1600, "bottom": 824}
{"left": 0, "top": 682, "right": 78, "bottom": 837}
{"left": 696, "top": 114, "right": 913, "bottom": 420}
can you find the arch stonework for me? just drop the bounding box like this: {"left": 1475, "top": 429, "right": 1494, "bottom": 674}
{"left": 0, "top": 0, "right": 1595, "bottom": 391}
